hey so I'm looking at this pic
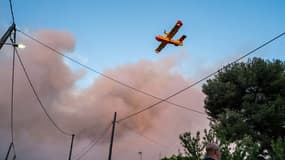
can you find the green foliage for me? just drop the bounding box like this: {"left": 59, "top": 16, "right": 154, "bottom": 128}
{"left": 161, "top": 128, "right": 262, "bottom": 160}
{"left": 179, "top": 131, "right": 204, "bottom": 159}
{"left": 163, "top": 58, "right": 285, "bottom": 160}
{"left": 202, "top": 58, "right": 285, "bottom": 152}
{"left": 229, "top": 136, "right": 261, "bottom": 160}
{"left": 162, "top": 129, "right": 213, "bottom": 160}
{"left": 161, "top": 154, "right": 191, "bottom": 160}
{"left": 271, "top": 137, "right": 285, "bottom": 160}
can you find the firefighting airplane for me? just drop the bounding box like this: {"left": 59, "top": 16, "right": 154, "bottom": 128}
{"left": 155, "top": 20, "right": 187, "bottom": 53}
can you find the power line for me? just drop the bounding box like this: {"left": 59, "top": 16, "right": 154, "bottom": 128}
{"left": 73, "top": 123, "right": 112, "bottom": 160}
{"left": 118, "top": 123, "right": 162, "bottom": 146}
{"left": 117, "top": 31, "right": 285, "bottom": 123}
{"left": 17, "top": 28, "right": 285, "bottom": 123}
{"left": 116, "top": 123, "right": 180, "bottom": 160}
{"left": 15, "top": 49, "right": 73, "bottom": 136}
{"left": 16, "top": 29, "right": 206, "bottom": 116}
{"left": 9, "top": 0, "right": 15, "bottom": 24}
{"left": 74, "top": 121, "right": 112, "bottom": 153}
{"left": 6, "top": 1, "right": 74, "bottom": 159}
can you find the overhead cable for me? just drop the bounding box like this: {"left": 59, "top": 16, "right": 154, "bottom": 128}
{"left": 73, "top": 123, "right": 112, "bottom": 160}
{"left": 15, "top": 49, "right": 73, "bottom": 136}
{"left": 9, "top": 0, "right": 15, "bottom": 24}
{"left": 117, "top": 31, "right": 285, "bottom": 122}
{"left": 17, "top": 29, "right": 207, "bottom": 116}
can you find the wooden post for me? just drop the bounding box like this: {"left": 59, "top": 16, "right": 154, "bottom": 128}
{"left": 68, "top": 134, "right": 75, "bottom": 160}
{"left": 108, "top": 112, "right": 117, "bottom": 160}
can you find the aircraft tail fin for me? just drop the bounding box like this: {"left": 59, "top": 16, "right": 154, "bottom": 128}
{"left": 178, "top": 35, "right": 187, "bottom": 42}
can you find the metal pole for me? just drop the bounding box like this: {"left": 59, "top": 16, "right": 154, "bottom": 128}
{"left": 0, "top": 24, "right": 15, "bottom": 50}
{"left": 68, "top": 134, "right": 75, "bottom": 160}
{"left": 108, "top": 112, "right": 117, "bottom": 160}
{"left": 5, "top": 142, "right": 13, "bottom": 160}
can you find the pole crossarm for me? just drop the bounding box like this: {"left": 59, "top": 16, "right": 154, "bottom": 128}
{"left": 0, "top": 24, "right": 15, "bottom": 50}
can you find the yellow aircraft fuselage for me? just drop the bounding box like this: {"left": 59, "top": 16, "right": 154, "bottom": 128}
{"left": 155, "top": 35, "right": 184, "bottom": 46}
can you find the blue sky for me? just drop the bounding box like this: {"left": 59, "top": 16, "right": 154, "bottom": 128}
{"left": 1, "top": 0, "right": 285, "bottom": 85}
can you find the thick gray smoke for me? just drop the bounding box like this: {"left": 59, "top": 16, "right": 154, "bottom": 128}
{"left": 0, "top": 29, "right": 208, "bottom": 160}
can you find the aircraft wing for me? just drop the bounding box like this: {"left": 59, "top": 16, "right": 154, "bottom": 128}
{"left": 166, "top": 20, "right": 183, "bottom": 39}
{"left": 155, "top": 42, "right": 167, "bottom": 53}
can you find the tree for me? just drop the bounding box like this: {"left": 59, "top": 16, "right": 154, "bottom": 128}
{"left": 271, "top": 137, "right": 285, "bottom": 160}
{"left": 161, "top": 129, "right": 213, "bottom": 160}
{"left": 162, "top": 58, "right": 285, "bottom": 160}
{"left": 161, "top": 128, "right": 261, "bottom": 160}
{"left": 202, "top": 58, "right": 285, "bottom": 154}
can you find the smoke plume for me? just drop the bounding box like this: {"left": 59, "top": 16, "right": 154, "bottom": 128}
{"left": 0, "top": 29, "right": 208, "bottom": 160}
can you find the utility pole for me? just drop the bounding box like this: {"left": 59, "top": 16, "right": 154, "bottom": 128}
{"left": 68, "top": 134, "right": 75, "bottom": 160}
{"left": 108, "top": 112, "right": 117, "bottom": 160}
{"left": 3, "top": 24, "right": 16, "bottom": 160}
{"left": 138, "top": 151, "right": 142, "bottom": 160}
{"left": 0, "top": 24, "right": 15, "bottom": 50}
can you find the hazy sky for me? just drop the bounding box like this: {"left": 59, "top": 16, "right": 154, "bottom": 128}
{"left": 0, "top": 0, "right": 285, "bottom": 160}
{"left": 1, "top": 0, "right": 285, "bottom": 80}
